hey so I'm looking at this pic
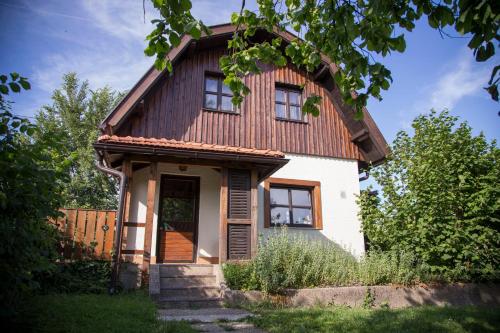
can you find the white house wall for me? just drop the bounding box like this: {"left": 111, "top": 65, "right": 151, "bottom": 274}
{"left": 125, "top": 154, "right": 364, "bottom": 262}
{"left": 257, "top": 154, "right": 365, "bottom": 256}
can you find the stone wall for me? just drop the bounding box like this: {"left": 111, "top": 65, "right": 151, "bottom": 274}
{"left": 223, "top": 284, "right": 500, "bottom": 308}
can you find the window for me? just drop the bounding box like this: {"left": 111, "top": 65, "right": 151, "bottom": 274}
{"left": 275, "top": 86, "right": 304, "bottom": 121}
{"left": 264, "top": 178, "right": 322, "bottom": 229}
{"left": 203, "top": 75, "right": 235, "bottom": 112}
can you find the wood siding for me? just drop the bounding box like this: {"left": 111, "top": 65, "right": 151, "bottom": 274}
{"left": 117, "top": 47, "right": 362, "bottom": 160}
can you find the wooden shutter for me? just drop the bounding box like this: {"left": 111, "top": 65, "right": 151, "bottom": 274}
{"left": 227, "top": 224, "right": 251, "bottom": 260}
{"left": 228, "top": 169, "right": 251, "bottom": 219}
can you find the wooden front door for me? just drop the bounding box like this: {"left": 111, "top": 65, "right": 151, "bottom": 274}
{"left": 157, "top": 175, "right": 199, "bottom": 263}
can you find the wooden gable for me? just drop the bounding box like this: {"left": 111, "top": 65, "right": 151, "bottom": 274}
{"left": 100, "top": 24, "right": 388, "bottom": 165}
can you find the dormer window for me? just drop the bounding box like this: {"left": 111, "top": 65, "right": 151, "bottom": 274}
{"left": 203, "top": 74, "right": 235, "bottom": 112}
{"left": 275, "top": 85, "right": 305, "bottom": 122}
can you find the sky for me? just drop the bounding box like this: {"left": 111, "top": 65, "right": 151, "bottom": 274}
{"left": 1, "top": 0, "right": 499, "bottom": 147}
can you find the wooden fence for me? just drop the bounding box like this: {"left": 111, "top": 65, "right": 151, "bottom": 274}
{"left": 51, "top": 208, "right": 117, "bottom": 260}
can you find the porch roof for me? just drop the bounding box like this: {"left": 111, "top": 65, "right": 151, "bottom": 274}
{"left": 97, "top": 135, "right": 285, "bottom": 158}
{"left": 94, "top": 135, "right": 288, "bottom": 182}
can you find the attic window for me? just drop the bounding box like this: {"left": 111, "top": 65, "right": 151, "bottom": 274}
{"left": 203, "top": 75, "right": 235, "bottom": 112}
{"left": 275, "top": 85, "right": 305, "bottom": 122}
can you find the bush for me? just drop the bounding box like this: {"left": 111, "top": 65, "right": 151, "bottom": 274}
{"left": 223, "top": 261, "right": 259, "bottom": 290}
{"left": 359, "top": 110, "right": 500, "bottom": 279}
{"left": 224, "top": 227, "right": 427, "bottom": 294}
{"left": 36, "top": 260, "right": 113, "bottom": 294}
{"left": 1, "top": 80, "right": 68, "bottom": 320}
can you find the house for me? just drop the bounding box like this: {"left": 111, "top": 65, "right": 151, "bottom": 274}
{"left": 94, "top": 24, "right": 388, "bottom": 291}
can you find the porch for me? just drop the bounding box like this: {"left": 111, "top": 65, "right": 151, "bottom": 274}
{"left": 94, "top": 135, "right": 288, "bottom": 282}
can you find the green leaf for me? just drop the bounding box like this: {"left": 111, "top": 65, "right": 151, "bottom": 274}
{"left": 476, "top": 42, "right": 494, "bottom": 62}
{"left": 0, "top": 75, "right": 7, "bottom": 83}
{"left": 169, "top": 33, "right": 181, "bottom": 47}
{"left": 144, "top": 44, "right": 156, "bottom": 57}
{"left": 0, "top": 84, "right": 8, "bottom": 95}
{"left": 8, "top": 82, "right": 20, "bottom": 93}
{"left": 189, "top": 25, "right": 201, "bottom": 39}
{"left": 10, "top": 72, "right": 19, "bottom": 81}
{"left": 180, "top": 0, "right": 191, "bottom": 11}
{"left": 19, "top": 79, "right": 31, "bottom": 90}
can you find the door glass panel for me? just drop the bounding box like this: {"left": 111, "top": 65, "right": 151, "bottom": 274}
{"left": 270, "top": 188, "right": 289, "bottom": 205}
{"left": 162, "top": 197, "right": 193, "bottom": 222}
{"left": 270, "top": 207, "right": 290, "bottom": 225}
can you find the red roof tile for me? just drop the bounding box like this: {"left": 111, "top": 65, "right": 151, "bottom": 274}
{"left": 97, "top": 135, "right": 285, "bottom": 158}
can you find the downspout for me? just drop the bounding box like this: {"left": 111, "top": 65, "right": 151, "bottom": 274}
{"left": 94, "top": 150, "right": 127, "bottom": 294}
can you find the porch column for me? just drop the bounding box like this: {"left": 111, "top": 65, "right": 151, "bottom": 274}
{"left": 219, "top": 167, "right": 229, "bottom": 263}
{"left": 143, "top": 162, "right": 158, "bottom": 271}
{"left": 121, "top": 160, "right": 133, "bottom": 257}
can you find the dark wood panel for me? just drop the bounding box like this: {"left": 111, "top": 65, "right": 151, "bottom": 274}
{"left": 116, "top": 46, "right": 361, "bottom": 160}
{"left": 227, "top": 224, "right": 251, "bottom": 260}
{"left": 159, "top": 231, "right": 194, "bottom": 262}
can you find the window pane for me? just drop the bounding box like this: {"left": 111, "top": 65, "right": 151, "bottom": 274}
{"left": 290, "top": 106, "right": 301, "bottom": 120}
{"left": 271, "top": 207, "right": 290, "bottom": 225}
{"left": 221, "top": 96, "right": 234, "bottom": 111}
{"left": 205, "top": 77, "right": 218, "bottom": 92}
{"left": 270, "top": 188, "right": 289, "bottom": 205}
{"left": 275, "top": 89, "right": 286, "bottom": 103}
{"left": 276, "top": 103, "right": 286, "bottom": 118}
{"left": 291, "top": 189, "right": 311, "bottom": 206}
{"left": 221, "top": 82, "right": 232, "bottom": 95}
{"left": 204, "top": 93, "right": 217, "bottom": 109}
{"left": 292, "top": 208, "right": 312, "bottom": 225}
{"left": 289, "top": 91, "right": 300, "bottom": 105}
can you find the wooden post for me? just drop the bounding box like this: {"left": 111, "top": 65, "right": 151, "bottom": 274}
{"left": 250, "top": 169, "right": 258, "bottom": 257}
{"left": 121, "top": 160, "right": 133, "bottom": 256}
{"left": 143, "top": 162, "right": 157, "bottom": 271}
{"left": 219, "top": 168, "right": 228, "bottom": 263}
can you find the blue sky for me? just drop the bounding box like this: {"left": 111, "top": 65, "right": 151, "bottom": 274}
{"left": 1, "top": 0, "right": 498, "bottom": 145}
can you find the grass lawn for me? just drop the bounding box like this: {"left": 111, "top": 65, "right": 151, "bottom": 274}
{"left": 16, "top": 291, "right": 195, "bottom": 333}
{"left": 248, "top": 305, "right": 500, "bottom": 333}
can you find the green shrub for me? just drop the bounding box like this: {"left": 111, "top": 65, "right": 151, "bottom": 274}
{"left": 253, "top": 228, "right": 359, "bottom": 293}
{"left": 223, "top": 227, "right": 429, "bottom": 294}
{"left": 359, "top": 111, "right": 500, "bottom": 279}
{"left": 223, "top": 261, "right": 259, "bottom": 290}
{"left": 358, "top": 251, "right": 423, "bottom": 285}
{"left": 36, "top": 260, "right": 113, "bottom": 294}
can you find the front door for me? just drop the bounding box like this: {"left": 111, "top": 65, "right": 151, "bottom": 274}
{"left": 157, "top": 175, "right": 199, "bottom": 263}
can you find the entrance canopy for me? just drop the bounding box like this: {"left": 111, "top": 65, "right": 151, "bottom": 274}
{"left": 94, "top": 135, "right": 289, "bottom": 182}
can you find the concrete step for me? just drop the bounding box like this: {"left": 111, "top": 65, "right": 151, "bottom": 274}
{"left": 161, "top": 275, "right": 217, "bottom": 288}
{"left": 157, "top": 307, "right": 253, "bottom": 322}
{"left": 159, "top": 264, "right": 214, "bottom": 277}
{"left": 160, "top": 286, "right": 220, "bottom": 299}
{"left": 157, "top": 297, "right": 224, "bottom": 309}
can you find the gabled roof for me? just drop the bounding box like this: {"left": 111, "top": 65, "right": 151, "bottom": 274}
{"left": 100, "top": 23, "right": 389, "bottom": 166}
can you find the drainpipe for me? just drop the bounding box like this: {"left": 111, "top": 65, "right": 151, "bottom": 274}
{"left": 94, "top": 150, "right": 127, "bottom": 294}
{"left": 359, "top": 170, "right": 369, "bottom": 182}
